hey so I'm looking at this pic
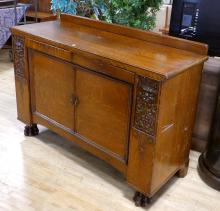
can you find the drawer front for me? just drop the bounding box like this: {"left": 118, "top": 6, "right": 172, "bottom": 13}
{"left": 26, "top": 39, "right": 72, "bottom": 62}
{"left": 26, "top": 39, "right": 135, "bottom": 84}
{"left": 72, "top": 53, "right": 135, "bottom": 84}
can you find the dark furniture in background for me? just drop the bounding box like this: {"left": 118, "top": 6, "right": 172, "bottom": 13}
{"left": 170, "top": 0, "right": 220, "bottom": 152}
{"left": 18, "top": 0, "right": 54, "bottom": 21}
{"left": 169, "top": 0, "right": 220, "bottom": 57}
{"left": 169, "top": 0, "right": 220, "bottom": 189}
{"left": 0, "top": 0, "right": 16, "bottom": 8}
{"left": 198, "top": 79, "right": 220, "bottom": 190}
{"left": 0, "top": 0, "right": 37, "bottom": 60}
{"left": 11, "top": 14, "right": 207, "bottom": 206}
{"left": 192, "top": 58, "right": 220, "bottom": 152}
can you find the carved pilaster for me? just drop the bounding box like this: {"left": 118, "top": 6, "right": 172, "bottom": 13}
{"left": 13, "top": 35, "right": 25, "bottom": 78}
{"left": 134, "top": 77, "right": 160, "bottom": 138}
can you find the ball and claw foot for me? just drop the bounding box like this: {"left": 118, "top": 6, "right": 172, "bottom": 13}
{"left": 24, "top": 124, "right": 39, "bottom": 136}
{"left": 133, "top": 191, "right": 151, "bottom": 207}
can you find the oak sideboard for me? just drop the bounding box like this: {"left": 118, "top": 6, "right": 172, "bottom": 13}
{"left": 11, "top": 14, "right": 208, "bottom": 206}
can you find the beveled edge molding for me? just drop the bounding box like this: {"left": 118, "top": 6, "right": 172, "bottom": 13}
{"left": 13, "top": 35, "right": 25, "bottom": 78}
{"left": 134, "top": 76, "right": 160, "bottom": 141}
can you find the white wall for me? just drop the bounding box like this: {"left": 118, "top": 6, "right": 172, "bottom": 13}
{"left": 153, "top": 4, "right": 172, "bottom": 33}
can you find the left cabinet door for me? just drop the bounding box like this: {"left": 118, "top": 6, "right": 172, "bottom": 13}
{"left": 29, "top": 50, "right": 75, "bottom": 131}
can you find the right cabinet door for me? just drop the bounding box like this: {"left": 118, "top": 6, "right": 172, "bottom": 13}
{"left": 75, "top": 67, "right": 132, "bottom": 162}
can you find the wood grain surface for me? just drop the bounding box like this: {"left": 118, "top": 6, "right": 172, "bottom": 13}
{"left": 11, "top": 15, "right": 208, "bottom": 80}
{"left": 11, "top": 15, "right": 208, "bottom": 204}
{"left": 0, "top": 49, "right": 220, "bottom": 210}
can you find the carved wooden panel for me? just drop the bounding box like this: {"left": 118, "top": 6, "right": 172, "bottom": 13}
{"left": 13, "top": 35, "right": 25, "bottom": 78}
{"left": 134, "top": 77, "right": 160, "bottom": 137}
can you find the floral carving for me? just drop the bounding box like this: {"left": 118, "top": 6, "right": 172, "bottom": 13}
{"left": 134, "top": 77, "right": 159, "bottom": 137}
{"left": 13, "top": 35, "right": 25, "bottom": 77}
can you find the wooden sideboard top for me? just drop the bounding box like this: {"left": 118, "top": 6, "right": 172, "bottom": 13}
{"left": 11, "top": 14, "right": 208, "bottom": 80}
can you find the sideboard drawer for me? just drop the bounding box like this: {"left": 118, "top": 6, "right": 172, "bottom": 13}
{"left": 72, "top": 53, "right": 135, "bottom": 84}
{"left": 26, "top": 39, "right": 72, "bottom": 62}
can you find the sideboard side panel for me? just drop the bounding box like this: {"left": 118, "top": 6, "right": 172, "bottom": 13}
{"left": 13, "top": 35, "right": 32, "bottom": 124}
{"left": 150, "top": 64, "right": 203, "bottom": 194}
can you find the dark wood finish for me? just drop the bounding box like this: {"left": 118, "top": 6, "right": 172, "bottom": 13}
{"left": 19, "top": 0, "right": 54, "bottom": 21}
{"left": 13, "top": 34, "right": 32, "bottom": 124}
{"left": 0, "top": 0, "right": 14, "bottom": 7}
{"left": 25, "top": 11, "right": 56, "bottom": 22}
{"left": 19, "top": 0, "right": 51, "bottom": 12}
{"left": 24, "top": 124, "right": 39, "bottom": 136}
{"left": 192, "top": 58, "right": 220, "bottom": 152}
{"left": 133, "top": 191, "right": 151, "bottom": 207}
{"left": 13, "top": 35, "right": 25, "bottom": 78}
{"left": 198, "top": 155, "right": 220, "bottom": 190}
{"left": 11, "top": 14, "right": 208, "bottom": 206}
{"left": 134, "top": 77, "right": 160, "bottom": 139}
{"left": 198, "top": 79, "right": 220, "bottom": 190}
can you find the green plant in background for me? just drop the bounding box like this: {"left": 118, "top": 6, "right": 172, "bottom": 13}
{"left": 51, "top": 0, "right": 163, "bottom": 30}
{"left": 94, "top": 0, "right": 163, "bottom": 30}
{"left": 51, "top": 0, "right": 77, "bottom": 15}
{"left": 51, "top": 0, "right": 93, "bottom": 17}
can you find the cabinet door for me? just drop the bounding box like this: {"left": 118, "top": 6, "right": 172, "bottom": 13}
{"left": 75, "top": 67, "right": 132, "bottom": 161}
{"left": 29, "top": 51, "right": 75, "bottom": 130}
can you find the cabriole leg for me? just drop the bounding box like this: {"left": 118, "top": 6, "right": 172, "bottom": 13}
{"left": 24, "top": 124, "right": 39, "bottom": 136}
